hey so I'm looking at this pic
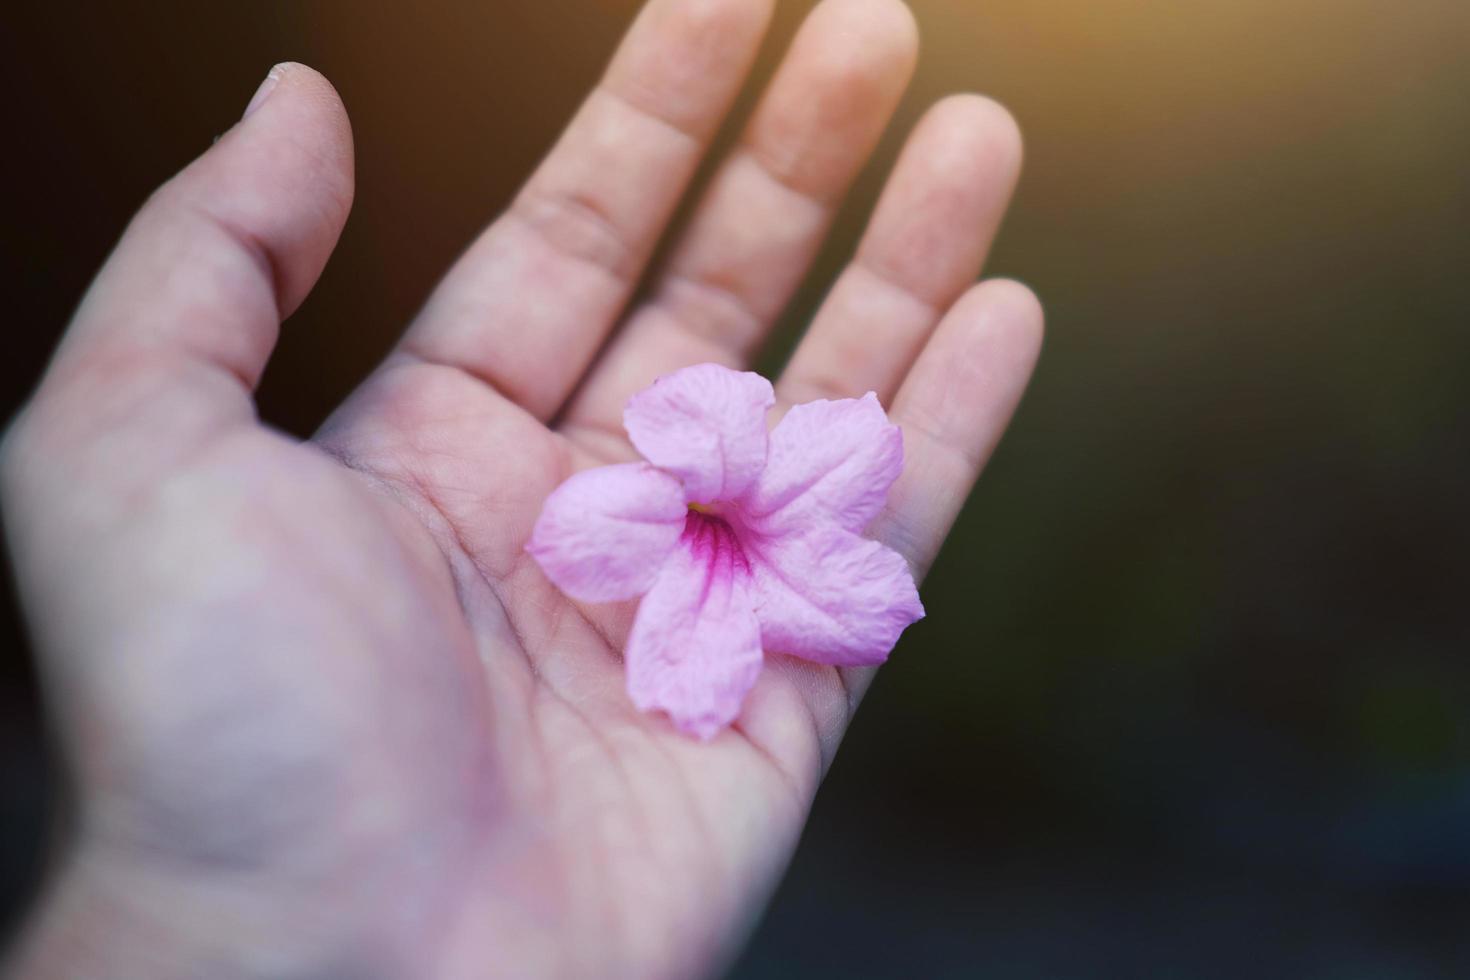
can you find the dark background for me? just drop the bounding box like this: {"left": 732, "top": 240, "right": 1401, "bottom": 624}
{"left": 4, "top": 1, "right": 1470, "bottom": 976}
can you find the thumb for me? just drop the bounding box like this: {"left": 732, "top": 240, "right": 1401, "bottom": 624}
{"left": 26, "top": 62, "right": 354, "bottom": 459}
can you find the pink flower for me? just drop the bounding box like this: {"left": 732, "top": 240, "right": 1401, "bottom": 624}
{"left": 528, "top": 363, "right": 924, "bottom": 739}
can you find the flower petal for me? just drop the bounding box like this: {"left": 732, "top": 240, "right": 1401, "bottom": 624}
{"left": 527, "top": 463, "right": 687, "bottom": 603}
{"left": 625, "top": 515, "right": 764, "bottom": 739}
{"left": 747, "top": 523, "right": 924, "bottom": 667}
{"left": 623, "top": 363, "right": 775, "bottom": 504}
{"left": 746, "top": 392, "right": 903, "bottom": 534}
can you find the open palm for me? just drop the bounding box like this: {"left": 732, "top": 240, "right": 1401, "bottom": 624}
{"left": 3, "top": 1, "right": 1042, "bottom": 976}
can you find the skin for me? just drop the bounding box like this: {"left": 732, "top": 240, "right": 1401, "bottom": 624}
{"left": 2, "top": 0, "right": 1042, "bottom": 977}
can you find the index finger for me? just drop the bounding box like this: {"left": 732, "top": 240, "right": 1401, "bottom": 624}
{"left": 392, "top": 0, "right": 776, "bottom": 419}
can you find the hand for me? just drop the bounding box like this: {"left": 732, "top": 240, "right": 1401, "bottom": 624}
{"left": 2, "top": 1, "right": 1040, "bottom": 976}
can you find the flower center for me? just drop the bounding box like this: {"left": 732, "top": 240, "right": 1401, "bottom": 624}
{"left": 682, "top": 507, "right": 750, "bottom": 574}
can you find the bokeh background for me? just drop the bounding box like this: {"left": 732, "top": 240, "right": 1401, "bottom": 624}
{"left": 4, "top": 0, "right": 1469, "bottom": 975}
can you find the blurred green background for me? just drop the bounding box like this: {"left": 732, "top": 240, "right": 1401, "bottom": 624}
{"left": 3, "top": 0, "right": 1469, "bottom": 975}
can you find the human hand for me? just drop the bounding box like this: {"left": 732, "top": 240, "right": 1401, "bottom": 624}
{"left": 2, "top": 1, "right": 1040, "bottom": 976}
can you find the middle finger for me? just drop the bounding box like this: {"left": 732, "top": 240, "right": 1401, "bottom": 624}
{"left": 560, "top": 0, "right": 919, "bottom": 449}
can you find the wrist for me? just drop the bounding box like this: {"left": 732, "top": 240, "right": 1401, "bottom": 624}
{"left": 8, "top": 839, "right": 388, "bottom": 979}
{"left": 11, "top": 845, "right": 232, "bottom": 979}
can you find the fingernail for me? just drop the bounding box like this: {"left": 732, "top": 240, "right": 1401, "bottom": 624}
{"left": 242, "top": 64, "right": 286, "bottom": 120}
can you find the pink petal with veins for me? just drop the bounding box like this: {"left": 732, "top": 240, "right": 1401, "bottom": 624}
{"left": 746, "top": 522, "right": 924, "bottom": 667}
{"left": 526, "top": 463, "right": 687, "bottom": 603}
{"left": 746, "top": 392, "right": 903, "bottom": 534}
{"left": 623, "top": 363, "right": 775, "bottom": 505}
{"left": 625, "top": 513, "right": 764, "bottom": 739}
{"left": 527, "top": 363, "right": 925, "bottom": 739}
